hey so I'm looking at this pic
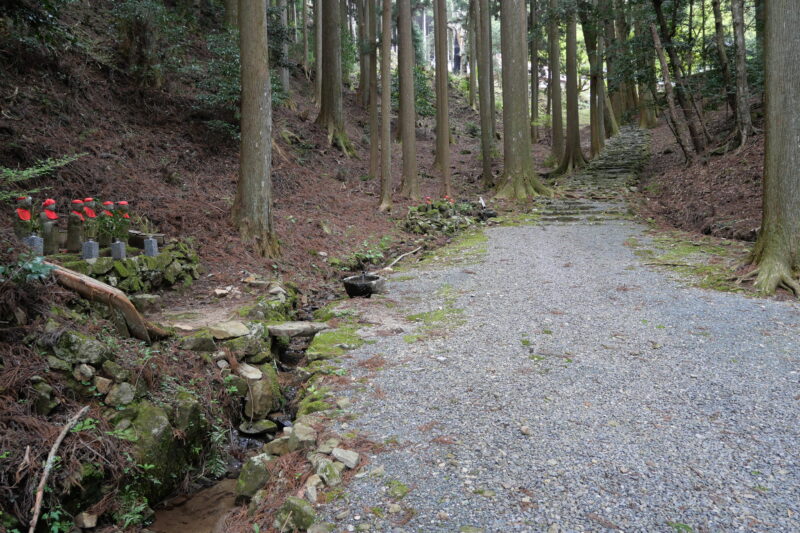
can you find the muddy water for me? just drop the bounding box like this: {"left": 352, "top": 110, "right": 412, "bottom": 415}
{"left": 150, "top": 479, "right": 237, "bottom": 533}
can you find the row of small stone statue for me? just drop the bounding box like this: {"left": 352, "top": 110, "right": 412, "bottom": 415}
{"left": 14, "top": 196, "right": 156, "bottom": 260}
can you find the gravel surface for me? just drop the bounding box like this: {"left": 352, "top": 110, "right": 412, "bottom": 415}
{"left": 317, "top": 131, "right": 800, "bottom": 533}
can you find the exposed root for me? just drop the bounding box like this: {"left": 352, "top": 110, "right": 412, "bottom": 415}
{"left": 753, "top": 259, "right": 800, "bottom": 296}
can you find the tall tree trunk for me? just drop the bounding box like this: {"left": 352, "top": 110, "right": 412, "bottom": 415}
{"left": 496, "top": 0, "right": 550, "bottom": 199}
{"left": 731, "top": 0, "right": 753, "bottom": 148}
{"left": 548, "top": 0, "right": 564, "bottom": 162}
{"left": 367, "top": 0, "right": 379, "bottom": 179}
{"left": 433, "top": 0, "right": 452, "bottom": 197}
{"left": 378, "top": 0, "right": 393, "bottom": 211}
{"left": 235, "top": 0, "right": 278, "bottom": 257}
{"left": 711, "top": 0, "right": 736, "bottom": 114}
{"left": 315, "top": 0, "right": 323, "bottom": 102}
{"left": 749, "top": 0, "right": 800, "bottom": 295}
{"left": 653, "top": 0, "right": 705, "bottom": 153}
{"left": 578, "top": 0, "right": 603, "bottom": 156}
{"left": 279, "top": 0, "right": 291, "bottom": 94}
{"left": 468, "top": 0, "right": 478, "bottom": 110}
{"left": 317, "top": 0, "right": 354, "bottom": 153}
{"left": 224, "top": 0, "right": 238, "bottom": 28}
{"left": 556, "top": 8, "right": 587, "bottom": 173}
{"left": 651, "top": 24, "right": 693, "bottom": 163}
{"left": 476, "top": 0, "right": 494, "bottom": 187}
{"left": 356, "top": 0, "right": 368, "bottom": 107}
{"left": 302, "top": 0, "right": 309, "bottom": 76}
{"left": 635, "top": 19, "right": 658, "bottom": 129}
{"left": 398, "top": 0, "right": 419, "bottom": 199}
{"left": 530, "top": 0, "right": 540, "bottom": 143}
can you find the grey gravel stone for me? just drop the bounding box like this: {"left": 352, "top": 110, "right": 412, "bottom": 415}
{"left": 315, "top": 130, "right": 800, "bottom": 532}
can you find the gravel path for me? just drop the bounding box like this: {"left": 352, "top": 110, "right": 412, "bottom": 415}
{"left": 317, "top": 130, "right": 800, "bottom": 533}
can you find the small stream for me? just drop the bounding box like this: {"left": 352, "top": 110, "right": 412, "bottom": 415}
{"left": 150, "top": 479, "right": 237, "bottom": 533}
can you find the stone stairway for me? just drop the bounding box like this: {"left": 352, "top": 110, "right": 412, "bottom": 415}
{"left": 535, "top": 126, "right": 650, "bottom": 224}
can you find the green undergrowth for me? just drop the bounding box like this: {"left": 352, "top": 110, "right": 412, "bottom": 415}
{"left": 627, "top": 231, "right": 749, "bottom": 293}
{"left": 407, "top": 231, "right": 489, "bottom": 270}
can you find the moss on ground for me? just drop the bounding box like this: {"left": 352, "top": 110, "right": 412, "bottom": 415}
{"left": 404, "top": 283, "right": 466, "bottom": 343}
{"left": 628, "top": 231, "right": 749, "bottom": 293}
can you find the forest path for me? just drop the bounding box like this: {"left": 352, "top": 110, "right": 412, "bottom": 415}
{"left": 316, "top": 129, "right": 800, "bottom": 532}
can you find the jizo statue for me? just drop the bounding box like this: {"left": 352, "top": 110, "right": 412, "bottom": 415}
{"left": 99, "top": 201, "right": 115, "bottom": 246}
{"left": 116, "top": 200, "right": 131, "bottom": 242}
{"left": 14, "top": 196, "right": 33, "bottom": 239}
{"left": 40, "top": 198, "right": 59, "bottom": 255}
{"left": 66, "top": 199, "right": 85, "bottom": 253}
{"left": 83, "top": 197, "right": 98, "bottom": 240}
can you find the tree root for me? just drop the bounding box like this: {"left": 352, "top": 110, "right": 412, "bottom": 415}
{"left": 750, "top": 259, "right": 800, "bottom": 296}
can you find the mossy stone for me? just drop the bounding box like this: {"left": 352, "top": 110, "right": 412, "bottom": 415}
{"left": 180, "top": 330, "right": 216, "bottom": 352}
{"left": 235, "top": 453, "right": 275, "bottom": 499}
{"left": 102, "top": 360, "right": 130, "bottom": 382}
{"left": 53, "top": 330, "right": 109, "bottom": 365}
{"left": 91, "top": 257, "right": 115, "bottom": 275}
{"left": 273, "top": 497, "right": 316, "bottom": 532}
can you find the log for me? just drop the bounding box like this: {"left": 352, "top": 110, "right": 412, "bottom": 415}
{"left": 46, "top": 262, "right": 152, "bottom": 343}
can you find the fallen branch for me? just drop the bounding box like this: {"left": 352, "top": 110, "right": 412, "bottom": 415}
{"left": 380, "top": 246, "right": 423, "bottom": 271}
{"left": 29, "top": 405, "right": 90, "bottom": 533}
{"left": 46, "top": 262, "right": 152, "bottom": 343}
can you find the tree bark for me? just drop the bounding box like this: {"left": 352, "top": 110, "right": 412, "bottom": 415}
{"left": 317, "top": 0, "right": 354, "bottom": 153}
{"left": 555, "top": 7, "right": 587, "bottom": 174}
{"left": 748, "top": 0, "right": 800, "bottom": 294}
{"left": 315, "top": 0, "right": 323, "bottom": 102}
{"left": 433, "top": 0, "right": 452, "bottom": 197}
{"left": 367, "top": 0, "right": 379, "bottom": 179}
{"left": 476, "top": 0, "right": 494, "bottom": 187}
{"left": 651, "top": 24, "right": 693, "bottom": 163}
{"left": 530, "top": 0, "right": 540, "bottom": 143}
{"left": 235, "top": 0, "right": 279, "bottom": 257}
{"left": 578, "top": 0, "right": 603, "bottom": 156}
{"left": 356, "top": 0, "right": 368, "bottom": 107}
{"left": 711, "top": 0, "right": 736, "bottom": 114}
{"left": 378, "top": 0, "right": 393, "bottom": 211}
{"left": 653, "top": 0, "right": 705, "bottom": 153}
{"left": 731, "top": 0, "right": 753, "bottom": 148}
{"left": 302, "top": 0, "right": 309, "bottom": 76}
{"left": 548, "top": 0, "right": 564, "bottom": 162}
{"left": 279, "top": 0, "right": 291, "bottom": 95}
{"left": 398, "top": 0, "right": 419, "bottom": 199}
{"left": 224, "top": 0, "right": 238, "bottom": 28}
{"left": 496, "top": 0, "right": 550, "bottom": 199}
{"left": 468, "top": 0, "right": 478, "bottom": 110}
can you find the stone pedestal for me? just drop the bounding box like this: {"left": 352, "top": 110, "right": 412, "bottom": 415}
{"left": 144, "top": 238, "right": 159, "bottom": 257}
{"left": 82, "top": 240, "right": 99, "bottom": 260}
{"left": 22, "top": 235, "right": 44, "bottom": 257}
{"left": 111, "top": 241, "right": 126, "bottom": 260}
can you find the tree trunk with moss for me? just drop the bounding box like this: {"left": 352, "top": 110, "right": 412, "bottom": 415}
{"left": 748, "top": 0, "right": 800, "bottom": 295}
{"left": 548, "top": 0, "right": 564, "bottom": 162}
{"left": 555, "top": 8, "right": 586, "bottom": 174}
{"left": 378, "top": 0, "right": 393, "bottom": 211}
{"left": 234, "top": 0, "right": 279, "bottom": 257}
{"left": 398, "top": 0, "right": 419, "bottom": 199}
{"left": 476, "top": 0, "right": 494, "bottom": 187}
{"left": 496, "top": 0, "right": 550, "bottom": 200}
{"left": 317, "top": 0, "right": 354, "bottom": 153}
